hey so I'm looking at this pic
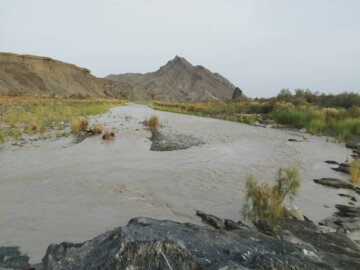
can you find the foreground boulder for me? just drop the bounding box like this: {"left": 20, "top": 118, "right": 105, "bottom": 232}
{"left": 0, "top": 247, "right": 30, "bottom": 269}
{"left": 346, "top": 136, "right": 360, "bottom": 149}
{"left": 38, "top": 215, "right": 360, "bottom": 270}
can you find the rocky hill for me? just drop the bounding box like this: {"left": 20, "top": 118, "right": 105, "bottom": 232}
{"left": 0, "top": 53, "right": 111, "bottom": 98}
{"left": 0, "top": 53, "right": 241, "bottom": 101}
{"left": 106, "top": 56, "right": 238, "bottom": 102}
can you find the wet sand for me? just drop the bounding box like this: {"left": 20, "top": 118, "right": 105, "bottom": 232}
{"left": 0, "top": 104, "right": 354, "bottom": 263}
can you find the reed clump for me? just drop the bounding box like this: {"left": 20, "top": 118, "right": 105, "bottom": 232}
{"left": 242, "top": 167, "right": 300, "bottom": 222}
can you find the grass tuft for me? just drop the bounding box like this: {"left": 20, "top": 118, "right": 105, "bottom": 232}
{"left": 350, "top": 160, "right": 360, "bottom": 184}
{"left": 71, "top": 118, "right": 89, "bottom": 134}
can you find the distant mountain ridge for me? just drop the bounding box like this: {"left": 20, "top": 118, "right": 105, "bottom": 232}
{"left": 106, "top": 56, "right": 238, "bottom": 102}
{"left": 0, "top": 53, "right": 241, "bottom": 101}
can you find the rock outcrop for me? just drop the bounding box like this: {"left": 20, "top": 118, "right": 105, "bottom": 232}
{"left": 38, "top": 216, "right": 360, "bottom": 270}
{"left": 231, "top": 87, "right": 245, "bottom": 100}
{"left": 314, "top": 177, "right": 360, "bottom": 195}
{"left": 2, "top": 211, "right": 360, "bottom": 269}
{"left": 106, "top": 56, "right": 238, "bottom": 102}
{"left": 0, "top": 247, "right": 30, "bottom": 269}
{"left": 320, "top": 204, "right": 360, "bottom": 233}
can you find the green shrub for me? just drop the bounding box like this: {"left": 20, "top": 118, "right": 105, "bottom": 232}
{"left": 242, "top": 167, "right": 300, "bottom": 222}
{"left": 308, "top": 119, "right": 327, "bottom": 135}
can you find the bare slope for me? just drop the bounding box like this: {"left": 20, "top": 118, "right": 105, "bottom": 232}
{"left": 0, "top": 53, "right": 108, "bottom": 97}
{"left": 106, "top": 56, "right": 237, "bottom": 102}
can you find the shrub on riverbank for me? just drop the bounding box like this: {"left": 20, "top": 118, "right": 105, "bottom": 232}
{"left": 242, "top": 167, "right": 300, "bottom": 222}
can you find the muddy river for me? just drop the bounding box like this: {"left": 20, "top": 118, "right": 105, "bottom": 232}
{"left": 0, "top": 104, "right": 353, "bottom": 263}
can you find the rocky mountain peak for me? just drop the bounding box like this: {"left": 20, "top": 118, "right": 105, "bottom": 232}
{"left": 160, "top": 55, "right": 192, "bottom": 71}
{"left": 106, "top": 56, "right": 238, "bottom": 102}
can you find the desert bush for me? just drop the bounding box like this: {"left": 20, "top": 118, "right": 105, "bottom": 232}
{"left": 242, "top": 167, "right": 300, "bottom": 222}
{"left": 350, "top": 160, "right": 360, "bottom": 184}
{"left": 144, "top": 115, "right": 159, "bottom": 130}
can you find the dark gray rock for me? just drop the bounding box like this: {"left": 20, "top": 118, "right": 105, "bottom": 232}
{"left": 0, "top": 246, "right": 30, "bottom": 270}
{"left": 313, "top": 178, "right": 360, "bottom": 195}
{"left": 40, "top": 215, "right": 360, "bottom": 270}
{"left": 320, "top": 204, "right": 360, "bottom": 232}
{"left": 314, "top": 178, "right": 354, "bottom": 189}
{"left": 332, "top": 163, "right": 350, "bottom": 174}
{"left": 196, "top": 210, "right": 226, "bottom": 230}
{"left": 288, "top": 138, "right": 303, "bottom": 142}
{"left": 336, "top": 204, "right": 360, "bottom": 218}
{"left": 338, "top": 193, "right": 357, "bottom": 202}
{"left": 346, "top": 136, "right": 360, "bottom": 149}
{"left": 196, "top": 210, "right": 249, "bottom": 231}
{"left": 231, "top": 87, "right": 244, "bottom": 100}
{"left": 325, "top": 160, "right": 339, "bottom": 165}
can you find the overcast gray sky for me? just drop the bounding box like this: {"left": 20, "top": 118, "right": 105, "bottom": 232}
{"left": 1, "top": 0, "right": 359, "bottom": 97}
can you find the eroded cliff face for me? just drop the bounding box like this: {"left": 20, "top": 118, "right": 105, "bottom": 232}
{"left": 0, "top": 53, "right": 109, "bottom": 97}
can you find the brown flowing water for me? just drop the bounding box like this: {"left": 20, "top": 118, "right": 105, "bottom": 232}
{"left": 0, "top": 104, "right": 353, "bottom": 263}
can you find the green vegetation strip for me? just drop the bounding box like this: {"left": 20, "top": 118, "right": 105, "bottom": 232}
{"left": 0, "top": 97, "right": 124, "bottom": 141}
{"left": 151, "top": 100, "right": 360, "bottom": 140}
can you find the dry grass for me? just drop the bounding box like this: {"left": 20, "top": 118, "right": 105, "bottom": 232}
{"left": 350, "top": 160, "right": 360, "bottom": 184}
{"left": 92, "top": 124, "right": 104, "bottom": 134}
{"left": 71, "top": 118, "right": 89, "bottom": 134}
{"left": 0, "top": 96, "right": 125, "bottom": 141}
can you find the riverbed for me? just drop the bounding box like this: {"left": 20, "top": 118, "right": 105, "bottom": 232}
{"left": 0, "top": 104, "right": 353, "bottom": 263}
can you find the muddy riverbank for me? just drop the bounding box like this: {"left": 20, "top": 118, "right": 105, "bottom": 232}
{"left": 0, "top": 104, "right": 356, "bottom": 263}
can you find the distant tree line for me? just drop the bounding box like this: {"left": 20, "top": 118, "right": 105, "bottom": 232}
{"left": 271, "top": 89, "right": 360, "bottom": 108}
